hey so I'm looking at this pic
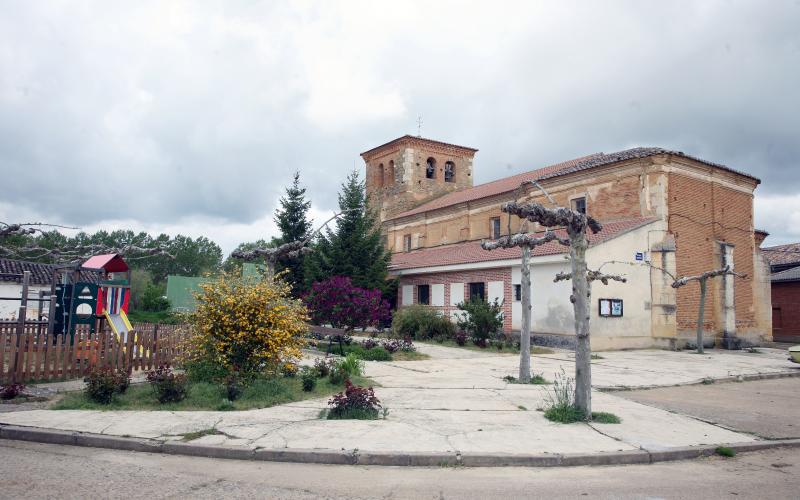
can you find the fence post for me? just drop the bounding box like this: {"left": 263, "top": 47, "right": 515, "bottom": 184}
{"left": 10, "top": 271, "right": 31, "bottom": 382}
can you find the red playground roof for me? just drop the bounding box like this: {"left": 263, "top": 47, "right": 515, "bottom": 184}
{"left": 82, "top": 254, "right": 129, "bottom": 273}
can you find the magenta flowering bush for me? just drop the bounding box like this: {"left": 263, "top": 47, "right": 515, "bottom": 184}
{"left": 305, "top": 276, "right": 392, "bottom": 332}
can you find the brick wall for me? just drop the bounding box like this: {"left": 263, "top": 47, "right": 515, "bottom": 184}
{"left": 771, "top": 281, "right": 800, "bottom": 342}
{"left": 386, "top": 163, "right": 654, "bottom": 251}
{"left": 668, "top": 173, "right": 756, "bottom": 334}
{"left": 398, "top": 267, "right": 513, "bottom": 333}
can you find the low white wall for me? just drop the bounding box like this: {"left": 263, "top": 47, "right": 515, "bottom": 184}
{"left": 509, "top": 221, "right": 659, "bottom": 342}
{"left": 0, "top": 283, "right": 51, "bottom": 320}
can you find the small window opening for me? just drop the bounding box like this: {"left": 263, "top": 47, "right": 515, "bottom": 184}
{"left": 444, "top": 161, "right": 455, "bottom": 182}
{"left": 468, "top": 282, "right": 485, "bottom": 301}
{"left": 426, "top": 158, "right": 436, "bottom": 179}
{"left": 491, "top": 217, "right": 502, "bottom": 239}
{"left": 418, "top": 285, "right": 430, "bottom": 305}
{"left": 571, "top": 197, "right": 587, "bottom": 215}
{"left": 403, "top": 234, "right": 412, "bottom": 252}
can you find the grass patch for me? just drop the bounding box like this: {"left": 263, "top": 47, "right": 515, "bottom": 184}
{"left": 715, "top": 446, "right": 736, "bottom": 457}
{"left": 517, "top": 405, "right": 528, "bottom": 411}
{"left": 702, "top": 378, "right": 715, "bottom": 385}
{"left": 503, "top": 373, "right": 550, "bottom": 385}
{"left": 181, "top": 428, "right": 222, "bottom": 441}
{"left": 52, "top": 375, "right": 374, "bottom": 411}
{"left": 544, "top": 404, "right": 585, "bottom": 423}
{"left": 591, "top": 411, "right": 621, "bottom": 424}
{"left": 591, "top": 354, "right": 604, "bottom": 360}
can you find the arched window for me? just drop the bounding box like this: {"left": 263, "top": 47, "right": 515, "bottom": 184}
{"left": 426, "top": 157, "right": 436, "bottom": 179}
{"left": 377, "top": 163, "right": 385, "bottom": 189}
{"left": 386, "top": 160, "right": 395, "bottom": 186}
{"left": 444, "top": 161, "right": 455, "bottom": 182}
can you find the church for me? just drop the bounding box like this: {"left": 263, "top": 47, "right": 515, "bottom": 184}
{"left": 361, "top": 135, "right": 772, "bottom": 350}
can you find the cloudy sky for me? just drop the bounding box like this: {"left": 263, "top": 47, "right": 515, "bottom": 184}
{"left": 2, "top": 1, "right": 799, "bottom": 254}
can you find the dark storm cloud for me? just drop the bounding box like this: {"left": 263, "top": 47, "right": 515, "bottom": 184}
{"left": 1, "top": 1, "right": 798, "bottom": 247}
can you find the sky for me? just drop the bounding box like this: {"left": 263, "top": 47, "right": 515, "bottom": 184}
{"left": 1, "top": 0, "right": 799, "bottom": 255}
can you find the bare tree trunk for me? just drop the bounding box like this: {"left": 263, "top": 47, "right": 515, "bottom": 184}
{"left": 519, "top": 246, "right": 532, "bottom": 382}
{"left": 696, "top": 278, "right": 707, "bottom": 354}
{"left": 570, "top": 234, "right": 592, "bottom": 419}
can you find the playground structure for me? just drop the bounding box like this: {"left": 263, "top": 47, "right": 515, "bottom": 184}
{"left": 51, "top": 253, "right": 133, "bottom": 341}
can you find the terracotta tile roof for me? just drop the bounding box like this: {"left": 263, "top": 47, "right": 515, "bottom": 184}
{"left": 361, "top": 135, "right": 478, "bottom": 157}
{"left": 0, "top": 258, "right": 99, "bottom": 286}
{"left": 390, "top": 217, "right": 658, "bottom": 271}
{"left": 393, "top": 154, "right": 601, "bottom": 219}
{"left": 763, "top": 243, "right": 800, "bottom": 267}
{"left": 392, "top": 147, "right": 760, "bottom": 220}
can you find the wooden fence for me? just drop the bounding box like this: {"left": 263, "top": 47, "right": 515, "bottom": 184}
{"left": 0, "top": 323, "right": 189, "bottom": 384}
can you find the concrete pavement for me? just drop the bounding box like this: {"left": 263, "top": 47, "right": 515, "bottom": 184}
{"left": 1, "top": 439, "right": 798, "bottom": 499}
{"left": 0, "top": 343, "right": 797, "bottom": 463}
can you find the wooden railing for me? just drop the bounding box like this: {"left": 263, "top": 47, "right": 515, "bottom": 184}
{"left": 0, "top": 325, "right": 189, "bottom": 384}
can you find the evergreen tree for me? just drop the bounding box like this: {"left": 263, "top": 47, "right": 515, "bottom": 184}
{"left": 305, "top": 170, "right": 391, "bottom": 292}
{"left": 273, "top": 172, "right": 313, "bottom": 294}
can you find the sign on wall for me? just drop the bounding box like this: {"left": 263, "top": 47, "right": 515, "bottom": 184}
{"left": 598, "top": 298, "right": 623, "bottom": 317}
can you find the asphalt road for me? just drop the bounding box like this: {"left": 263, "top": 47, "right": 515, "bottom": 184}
{"left": 616, "top": 377, "right": 800, "bottom": 439}
{"left": 1, "top": 439, "right": 798, "bottom": 499}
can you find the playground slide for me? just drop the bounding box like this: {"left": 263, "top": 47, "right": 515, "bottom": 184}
{"left": 104, "top": 309, "right": 133, "bottom": 342}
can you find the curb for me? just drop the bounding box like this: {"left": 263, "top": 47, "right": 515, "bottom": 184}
{"left": 2, "top": 424, "right": 800, "bottom": 467}
{"left": 598, "top": 370, "right": 800, "bottom": 392}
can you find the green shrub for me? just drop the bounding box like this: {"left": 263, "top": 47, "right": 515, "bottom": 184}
{"left": 357, "top": 346, "right": 392, "bottom": 361}
{"left": 183, "top": 357, "right": 227, "bottom": 383}
{"left": 141, "top": 283, "right": 170, "bottom": 312}
{"left": 301, "top": 367, "right": 317, "bottom": 392}
{"left": 84, "top": 368, "right": 130, "bottom": 404}
{"left": 339, "top": 353, "right": 363, "bottom": 377}
{"left": 392, "top": 305, "right": 454, "bottom": 340}
{"left": 457, "top": 298, "right": 503, "bottom": 342}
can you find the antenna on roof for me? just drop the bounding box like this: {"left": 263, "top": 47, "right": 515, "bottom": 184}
{"left": 417, "top": 115, "right": 423, "bottom": 137}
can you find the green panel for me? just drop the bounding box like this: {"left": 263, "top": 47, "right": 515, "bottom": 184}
{"left": 166, "top": 275, "right": 213, "bottom": 312}
{"left": 242, "top": 263, "right": 267, "bottom": 280}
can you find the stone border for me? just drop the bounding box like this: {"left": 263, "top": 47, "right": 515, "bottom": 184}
{"left": 598, "top": 370, "right": 800, "bottom": 392}
{"left": 2, "top": 424, "right": 799, "bottom": 467}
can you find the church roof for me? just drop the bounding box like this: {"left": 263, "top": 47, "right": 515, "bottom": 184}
{"left": 390, "top": 217, "right": 658, "bottom": 272}
{"left": 361, "top": 135, "right": 478, "bottom": 158}
{"left": 391, "top": 147, "right": 760, "bottom": 220}
{"left": 763, "top": 243, "right": 800, "bottom": 267}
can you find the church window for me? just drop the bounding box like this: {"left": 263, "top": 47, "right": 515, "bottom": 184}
{"left": 403, "top": 234, "right": 412, "bottom": 252}
{"left": 571, "top": 197, "right": 587, "bottom": 215}
{"left": 377, "top": 163, "right": 384, "bottom": 189}
{"left": 426, "top": 158, "right": 436, "bottom": 179}
{"left": 444, "top": 161, "right": 455, "bottom": 182}
{"left": 491, "top": 217, "right": 501, "bottom": 239}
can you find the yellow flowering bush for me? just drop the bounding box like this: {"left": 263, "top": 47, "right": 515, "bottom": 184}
{"left": 187, "top": 272, "right": 309, "bottom": 380}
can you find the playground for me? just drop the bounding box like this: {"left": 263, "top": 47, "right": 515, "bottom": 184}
{"left": 1, "top": 254, "right": 186, "bottom": 384}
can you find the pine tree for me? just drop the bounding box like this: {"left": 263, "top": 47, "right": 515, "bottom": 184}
{"left": 273, "top": 172, "right": 313, "bottom": 295}
{"left": 305, "top": 170, "right": 391, "bottom": 292}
